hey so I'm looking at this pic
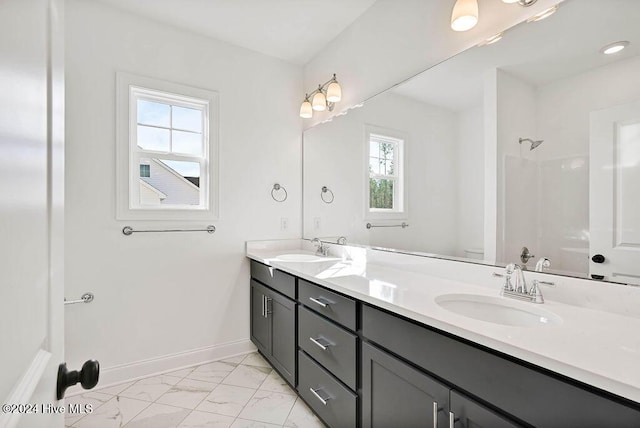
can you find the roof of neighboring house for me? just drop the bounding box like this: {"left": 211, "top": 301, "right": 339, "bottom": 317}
{"left": 185, "top": 177, "right": 200, "bottom": 188}
{"left": 150, "top": 159, "right": 201, "bottom": 191}
{"left": 139, "top": 179, "right": 167, "bottom": 200}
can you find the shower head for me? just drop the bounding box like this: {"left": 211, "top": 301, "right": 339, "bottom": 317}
{"left": 519, "top": 137, "right": 544, "bottom": 151}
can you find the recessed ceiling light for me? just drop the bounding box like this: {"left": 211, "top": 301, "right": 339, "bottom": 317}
{"left": 601, "top": 41, "right": 630, "bottom": 55}
{"left": 478, "top": 32, "right": 504, "bottom": 47}
{"left": 526, "top": 4, "right": 559, "bottom": 22}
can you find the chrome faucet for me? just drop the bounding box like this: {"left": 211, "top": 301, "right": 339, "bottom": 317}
{"left": 501, "top": 263, "right": 544, "bottom": 303}
{"left": 337, "top": 236, "right": 347, "bottom": 245}
{"left": 311, "top": 238, "right": 329, "bottom": 256}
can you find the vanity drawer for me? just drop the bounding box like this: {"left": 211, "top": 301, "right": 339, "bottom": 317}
{"left": 298, "top": 350, "right": 357, "bottom": 428}
{"left": 299, "top": 279, "right": 356, "bottom": 330}
{"left": 250, "top": 260, "right": 296, "bottom": 299}
{"left": 298, "top": 306, "right": 357, "bottom": 390}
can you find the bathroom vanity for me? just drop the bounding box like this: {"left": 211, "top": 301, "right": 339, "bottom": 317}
{"left": 247, "top": 241, "right": 640, "bottom": 428}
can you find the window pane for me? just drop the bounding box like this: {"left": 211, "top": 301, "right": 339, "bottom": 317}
{"left": 139, "top": 164, "right": 150, "bottom": 178}
{"left": 370, "top": 141, "right": 379, "bottom": 157}
{"left": 369, "top": 157, "right": 380, "bottom": 174}
{"left": 137, "top": 125, "right": 170, "bottom": 151}
{"left": 172, "top": 130, "right": 202, "bottom": 156}
{"left": 137, "top": 100, "right": 170, "bottom": 127}
{"left": 172, "top": 106, "right": 203, "bottom": 132}
{"left": 382, "top": 157, "right": 396, "bottom": 175}
{"left": 138, "top": 158, "right": 201, "bottom": 206}
{"left": 369, "top": 178, "right": 394, "bottom": 209}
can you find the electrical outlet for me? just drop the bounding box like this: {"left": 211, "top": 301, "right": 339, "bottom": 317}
{"left": 313, "top": 217, "right": 321, "bottom": 230}
{"left": 280, "top": 217, "right": 289, "bottom": 231}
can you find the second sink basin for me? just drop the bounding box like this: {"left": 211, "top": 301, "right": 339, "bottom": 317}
{"left": 435, "top": 293, "right": 562, "bottom": 327}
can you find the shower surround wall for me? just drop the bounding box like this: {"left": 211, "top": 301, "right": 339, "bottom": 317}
{"left": 64, "top": 0, "right": 302, "bottom": 385}
{"left": 496, "top": 55, "right": 640, "bottom": 273}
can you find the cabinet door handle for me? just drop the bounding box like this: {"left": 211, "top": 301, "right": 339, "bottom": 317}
{"left": 309, "top": 336, "right": 332, "bottom": 350}
{"left": 309, "top": 296, "right": 331, "bottom": 308}
{"left": 265, "top": 297, "right": 272, "bottom": 316}
{"left": 261, "top": 295, "right": 265, "bottom": 317}
{"left": 309, "top": 387, "right": 331, "bottom": 405}
{"left": 433, "top": 402, "right": 443, "bottom": 428}
{"left": 449, "top": 411, "right": 458, "bottom": 428}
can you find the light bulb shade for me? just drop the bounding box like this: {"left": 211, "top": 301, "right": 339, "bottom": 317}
{"left": 451, "top": 0, "right": 478, "bottom": 32}
{"left": 299, "top": 100, "right": 313, "bottom": 118}
{"left": 312, "top": 91, "right": 327, "bottom": 111}
{"left": 326, "top": 81, "right": 342, "bottom": 103}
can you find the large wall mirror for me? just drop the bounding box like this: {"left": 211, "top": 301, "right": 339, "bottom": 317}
{"left": 303, "top": 0, "right": 640, "bottom": 285}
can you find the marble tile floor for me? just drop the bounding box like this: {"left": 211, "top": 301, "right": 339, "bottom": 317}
{"left": 65, "top": 352, "right": 326, "bottom": 428}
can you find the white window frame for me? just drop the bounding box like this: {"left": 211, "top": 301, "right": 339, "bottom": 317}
{"left": 116, "top": 72, "right": 219, "bottom": 221}
{"left": 363, "top": 125, "right": 408, "bottom": 221}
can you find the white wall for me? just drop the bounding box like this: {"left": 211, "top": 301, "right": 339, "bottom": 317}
{"left": 455, "top": 106, "right": 484, "bottom": 257}
{"left": 303, "top": 0, "right": 562, "bottom": 128}
{"left": 303, "top": 91, "right": 458, "bottom": 255}
{"left": 496, "top": 70, "right": 538, "bottom": 265}
{"left": 65, "top": 0, "right": 302, "bottom": 382}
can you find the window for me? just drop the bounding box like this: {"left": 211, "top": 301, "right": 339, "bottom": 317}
{"left": 139, "top": 164, "right": 150, "bottom": 178}
{"left": 365, "top": 126, "right": 407, "bottom": 219}
{"left": 116, "top": 72, "right": 218, "bottom": 220}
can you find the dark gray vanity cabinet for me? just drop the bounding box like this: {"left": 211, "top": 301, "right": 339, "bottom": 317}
{"left": 362, "top": 340, "right": 517, "bottom": 428}
{"left": 450, "top": 391, "right": 520, "bottom": 428}
{"left": 362, "top": 304, "right": 640, "bottom": 428}
{"left": 248, "top": 260, "right": 640, "bottom": 428}
{"left": 362, "top": 341, "right": 450, "bottom": 428}
{"left": 249, "top": 262, "right": 296, "bottom": 386}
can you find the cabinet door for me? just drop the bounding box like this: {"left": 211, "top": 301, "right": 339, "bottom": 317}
{"left": 268, "top": 289, "right": 296, "bottom": 386}
{"left": 450, "top": 391, "right": 521, "bottom": 428}
{"left": 250, "top": 280, "right": 271, "bottom": 354}
{"left": 362, "top": 342, "right": 449, "bottom": 428}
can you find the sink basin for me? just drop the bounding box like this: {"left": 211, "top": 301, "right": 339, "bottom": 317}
{"left": 435, "top": 293, "right": 562, "bottom": 327}
{"left": 275, "top": 253, "right": 337, "bottom": 262}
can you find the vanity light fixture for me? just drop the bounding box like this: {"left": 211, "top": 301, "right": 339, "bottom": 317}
{"left": 526, "top": 4, "right": 559, "bottom": 22}
{"left": 299, "top": 96, "right": 313, "bottom": 119}
{"left": 450, "top": 0, "right": 478, "bottom": 32}
{"left": 299, "top": 74, "right": 342, "bottom": 118}
{"left": 601, "top": 41, "right": 630, "bottom": 55}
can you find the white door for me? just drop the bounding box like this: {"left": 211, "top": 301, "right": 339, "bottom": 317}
{"left": 0, "top": 0, "right": 65, "bottom": 427}
{"left": 590, "top": 100, "right": 640, "bottom": 285}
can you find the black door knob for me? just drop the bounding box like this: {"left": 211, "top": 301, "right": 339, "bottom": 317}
{"left": 592, "top": 254, "right": 606, "bottom": 264}
{"left": 56, "top": 360, "right": 100, "bottom": 399}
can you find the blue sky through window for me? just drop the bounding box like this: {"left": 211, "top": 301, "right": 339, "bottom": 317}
{"left": 160, "top": 160, "right": 200, "bottom": 178}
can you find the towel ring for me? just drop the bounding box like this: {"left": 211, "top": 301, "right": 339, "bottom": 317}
{"left": 271, "top": 183, "right": 288, "bottom": 202}
{"left": 321, "top": 186, "right": 334, "bottom": 204}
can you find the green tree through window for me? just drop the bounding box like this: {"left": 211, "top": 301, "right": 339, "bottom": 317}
{"left": 369, "top": 136, "right": 402, "bottom": 211}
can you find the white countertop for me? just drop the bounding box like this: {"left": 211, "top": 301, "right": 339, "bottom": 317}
{"left": 246, "top": 240, "right": 640, "bottom": 404}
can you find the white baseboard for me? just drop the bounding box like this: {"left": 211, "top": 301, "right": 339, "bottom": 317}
{"left": 0, "top": 349, "right": 51, "bottom": 428}
{"left": 66, "top": 339, "right": 256, "bottom": 397}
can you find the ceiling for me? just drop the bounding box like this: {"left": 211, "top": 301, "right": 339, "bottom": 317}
{"left": 91, "top": 0, "right": 378, "bottom": 65}
{"left": 393, "top": 0, "right": 640, "bottom": 111}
